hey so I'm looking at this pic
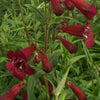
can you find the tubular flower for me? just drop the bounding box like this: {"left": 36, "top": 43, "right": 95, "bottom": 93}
{"left": 56, "top": 36, "right": 77, "bottom": 53}
{"left": 22, "top": 91, "right": 28, "bottom": 100}
{"left": 51, "top": 0, "right": 65, "bottom": 16}
{"left": 6, "top": 46, "right": 36, "bottom": 80}
{"left": 33, "top": 51, "right": 41, "bottom": 64}
{"left": 66, "top": 81, "right": 87, "bottom": 100}
{"left": 21, "top": 44, "right": 36, "bottom": 60}
{"left": 70, "top": 0, "right": 97, "bottom": 19}
{"left": 64, "top": 0, "right": 75, "bottom": 10}
{"left": 57, "top": 0, "right": 63, "bottom": 3}
{"left": 0, "top": 81, "right": 24, "bottom": 100}
{"left": 61, "top": 22, "right": 94, "bottom": 48}
{"left": 40, "top": 50, "right": 53, "bottom": 73}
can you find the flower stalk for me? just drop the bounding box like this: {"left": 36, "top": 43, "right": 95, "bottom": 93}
{"left": 18, "top": 0, "right": 30, "bottom": 45}
{"left": 33, "top": 16, "right": 37, "bottom": 46}
{"left": 0, "top": 44, "right": 4, "bottom": 56}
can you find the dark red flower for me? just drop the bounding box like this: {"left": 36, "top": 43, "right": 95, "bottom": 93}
{"left": 6, "top": 46, "right": 36, "bottom": 80}
{"left": 33, "top": 51, "right": 41, "bottom": 64}
{"left": 51, "top": 0, "right": 65, "bottom": 16}
{"left": 57, "top": 0, "right": 63, "bottom": 3}
{"left": 61, "top": 22, "right": 94, "bottom": 48}
{"left": 21, "top": 44, "right": 36, "bottom": 60}
{"left": 64, "top": 0, "right": 75, "bottom": 10}
{"left": 22, "top": 91, "right": 28, "bottom": 100}
{"left": 56, "top": 36, "right": 77, "bottom": 53}
{"left": 40, "top": 50, "right": 53, "bottom": 73}
{"left": 66, "top": 81, "right": 87, "bottom": 100}
{"left": 70, "top": 0, "right": 97, "bottom": 19}
{"left": 40, "top": 78, "right": 53, "bottom": 96}
{"left": 0, "top": 81, "right": 24, "bottom": 100}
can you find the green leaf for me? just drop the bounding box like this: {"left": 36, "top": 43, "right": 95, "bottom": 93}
{"left": 54, "top": 66, "right": 71, "bottom": 96}
{"left": 27, "top": 75, "right": 37, "bottom": 100}
{"left": 59, "top": 90, "right": 67, "bottom": 100}
{"left": 25, "top": 4, "right": 45, "bottom": 24}
{"left": 27, "top": 70, "right": 44, "bottom": 100}
{"left": 95, "top": 40, "right": 100, "bottom": 46}
{"left": 49, "top": 51, "right": 61, "bottom": 67}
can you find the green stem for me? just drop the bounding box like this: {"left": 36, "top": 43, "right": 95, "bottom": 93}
{"left": 44, "top": 75, "right": 50, "bottom": 100}
{"left": 33, "top": 16, "right": 37, "bottom": 46}
{"left": 44, "top": 25, "right": 48, "bottom": 52}
{"left": 44, "top": 0, "right": 48, "bottom": 53}
{"left": 55, "top": 95, "right": 58, "bottom": 100}
{"left": 0, "top": 44, "right": 4, "bottom": 56}
{"left": 18, "top": 0, "right": 30, "bottom": 45}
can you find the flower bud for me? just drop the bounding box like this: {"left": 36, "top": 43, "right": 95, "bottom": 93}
{"left": 40, "top": 50, "right": 53, "bottom": 73}
{"left": 0, "top": 81, "right": 24, "bottom": 100}
{"left": 51, "top": 0, "right": 65, "bottom": 16}
{"left": 66, "top": 81, "right": 87, "bottom": 100}
{"left": 56, "top": 36, "right": 77, "bottom": 53}
{"left": 64, "top": 0, "right": 75, "bottom": 10}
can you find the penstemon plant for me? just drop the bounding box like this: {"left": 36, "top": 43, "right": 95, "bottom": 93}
{"left": 0, "top": 0, "right": 100, "bottom": 100}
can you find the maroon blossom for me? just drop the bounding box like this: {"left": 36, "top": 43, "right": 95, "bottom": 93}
{"left": 61, "top": 22, "right": 94, "bottom": 48}
{"left": 57, "top": 0, "right": 63, "bottom": 3}
{"left": 0, "top": 81, "right": 24, "bottom": 100}
{"left": 51, "top": 0, "right": 65, "bottom": 16}
{"left": 22, "top": 91, "right": 28, "bottom": 100}
{"left": 70, "top": 0, "right": 97, "bottom": 19}
{"left": 66, "top": 81, "right": 87, "bottom": 100}
{"left": 6, "top": 46, "right": 36, "bottom": 80}
{"left": 21, "top": 44, "right": 36, "bottom": 60}
{"left": 40, "top": 50, "right": 53, "bottom": 73}
{"left": 64, "top": 0, "right": 75, "bottom": 10}
{"left": 33, "top": 51, "right": 41, "bottom": 64}
{"left": 56, "top": 36, "right": 77, "bottom": 53}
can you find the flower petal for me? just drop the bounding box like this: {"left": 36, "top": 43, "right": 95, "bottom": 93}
{"left": 6, "top": 61, "right": 14, "bottom": 72}
{"left": 61, "top": 25, "right": 84, "bottom": 37}
{"left": 13, "top": 68, "right": 25, "bottom": 80}
{"left": 70, "top": 0, "right": 97, "bottom": 19}
{"left": 7, "top": 51, "right": 16, "bottom": 59}
{"left": 84, "top": 31, "right": 94, "bottom": 48}
{"left": 21, "top": 45, "right": 36, "bottom": 61}
{"left": 24, "top": 64, "right": 36, "bottom": 75}
{"left": 15, "top": 50, "right": 27, "bottom": 62}
{"left": 83, "top": 22, "right": 94, "bottom": 48}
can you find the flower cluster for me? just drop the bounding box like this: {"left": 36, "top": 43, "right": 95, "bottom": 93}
{"left": 51, "top": 0, "right": 97, "bottom": 53}
{"left": 51, "top": 0, "right": 97, "bottom": 19}
{"left": 2, "top": 0, "right": 97, "bottom": 99}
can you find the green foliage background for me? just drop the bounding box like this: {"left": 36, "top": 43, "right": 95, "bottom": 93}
{"left": 0, "top": 0, "right": 100, "bottom": 100}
